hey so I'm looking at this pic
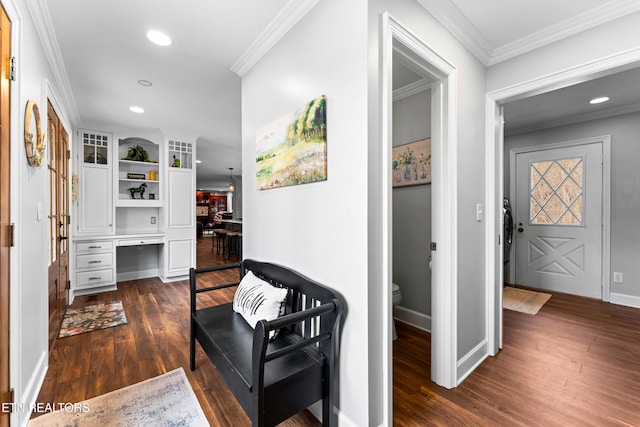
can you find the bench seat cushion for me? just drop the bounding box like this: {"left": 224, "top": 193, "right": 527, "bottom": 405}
{"left": 192, "top": 302, "right": 326, "bottom": 414}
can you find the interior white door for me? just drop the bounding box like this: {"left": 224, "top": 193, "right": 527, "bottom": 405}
{"left": 515, "top": 142, "right": 603, "bottom": 298}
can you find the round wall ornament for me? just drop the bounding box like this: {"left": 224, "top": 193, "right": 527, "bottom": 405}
{"left": 24, "top": 99, "right": 46, "bottom": 167}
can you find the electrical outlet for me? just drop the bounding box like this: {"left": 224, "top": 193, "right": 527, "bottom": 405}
{"left": 613, "top": 272, "right": 624, "bottom": 283}
{"left": 150, "top": 216, "right": 156, "bottom": 225}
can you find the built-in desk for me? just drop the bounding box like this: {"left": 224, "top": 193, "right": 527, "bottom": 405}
{"left": 72, "top": 233, "right": 165, "bottom": 300}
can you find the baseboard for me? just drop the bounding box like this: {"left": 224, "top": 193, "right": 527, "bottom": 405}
{"left": 307, "top": 403, "right": 358, "bottom": 427}
{"left": 17, "top": 350, "right": 48, "bottom": 427}
{"left": 456, "top": 339, "right": 488, "bottom": 385}
{"left": 116, "top": 268, "right": 159, "bottom": 282}
{"left": 71, "top": 284, "right": 117, "bottom": 299}
{"left": 159, "top": 274, "right": 188, "bottom": 283}
{"left": 609, "top": 292, "right": 640, "bottom": 309}
{"left": 393, "top": 306, "right": 431, "bottom": 332}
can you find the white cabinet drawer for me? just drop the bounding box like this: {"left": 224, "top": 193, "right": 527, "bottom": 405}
{"left": 76, "top": 268, "right": 114, "bottom": 288}
{"left": 117, "top": 237, "right": 163, "bottom": 247}
{"left": 76, "top": 252, "right": 113, "bottom": 270}
{"left": 76, "top": 241, "right": 113, "bottom": 254}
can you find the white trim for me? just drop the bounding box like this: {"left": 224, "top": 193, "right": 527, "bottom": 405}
{"left": 508, "top": 136, "right": 611, "bottom": 302}
{"left": 489, "top": 1, "right": 640, "bottom": 65}
{"left": 381, "top": 14, "right": 458, "bottom": 398}
{"left": 392, "top": 78, "right": 430, "bottom": 102}
{"left": 25, "top": 0, "right": 80, "bottom": 125}
{"left": 393, "top": 306, "right": 431, "bottom": 332}
{"left": 18, "top": 351, "right": 47, "bottom": 427}
{"left": 230, "top": 0, "right": 319, "bottom": 76}
{"left": 416, "top": 0, "right": 640, "bottom": 66}
{"left": 456, "top": 339, "right": 488, "bottom": 385}
{"left": 414, "top": 0, "right": 492, "bottom": 65}
{"left": 486, "top": 49, "right": 640, "bottom": 362}
{"left": 609, "top": 293, "right": 640, "bottom": 309}
{"left": 485, "top": 100, "right": 503, "bottom": 355}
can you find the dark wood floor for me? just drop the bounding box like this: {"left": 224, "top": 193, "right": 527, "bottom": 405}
{"left": 394, "top": 288, "right": 640, "bottom": 426}
{"left": 36, "top": 237, "right": 640, "bottom": 425}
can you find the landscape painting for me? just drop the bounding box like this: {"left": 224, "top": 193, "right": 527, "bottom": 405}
{"left": 256, "top": 95, "right": 327, "bottom": 190}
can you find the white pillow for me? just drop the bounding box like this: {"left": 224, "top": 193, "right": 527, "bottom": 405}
{"left": 233, "top": 271, "right": 288, "bottom": 333}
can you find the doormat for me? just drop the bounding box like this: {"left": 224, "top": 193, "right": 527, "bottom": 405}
{"left": 58, "top": 300, "right": 128, "bottom": 338}
{"left": 503, "top": 286, "right": 551, "bottom": 315}
{"left": 28, "top": 367, "right": 209, "bottom": 427}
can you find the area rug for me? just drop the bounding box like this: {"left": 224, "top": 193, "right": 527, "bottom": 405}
{"left": 503, "top": 286, "right": 551, "bottom": 315}
{"left": 58, "top": 300, "right": 128, "bottom": 338}
{"left": 28, "top": 367, "right": 209, "bottom": 427}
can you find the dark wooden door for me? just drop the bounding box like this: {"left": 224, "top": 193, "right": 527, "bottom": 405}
{"left": 47, "top": 101, "right": 69, "bottom": 350}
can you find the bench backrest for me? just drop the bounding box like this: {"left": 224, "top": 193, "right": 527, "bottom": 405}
{"left": 241, "top": 259, "right": 343, "bottom": 347}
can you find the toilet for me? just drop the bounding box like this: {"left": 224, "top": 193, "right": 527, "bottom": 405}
{"left": 392, "top": 283, "right": 402, "bottom": 340}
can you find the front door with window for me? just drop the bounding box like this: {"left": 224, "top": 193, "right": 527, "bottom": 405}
{"left": 515, "top": 142, "right": 603, "bottom": 298}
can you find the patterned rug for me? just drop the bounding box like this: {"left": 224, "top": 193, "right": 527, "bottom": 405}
{"left": 58, "top": 301, "right": 128, "bottom": 338}
{"left": 28, "top": 367, "right": 209, "bottom": 427}
{"left": 503, "top": 286, "right": 552, "bottom": 315}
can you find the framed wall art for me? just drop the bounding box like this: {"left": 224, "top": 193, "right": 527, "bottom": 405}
{"left": 392, "top": 138, "right": 431, "bottom": 187}
{"left": 256, "top": 94, "right": 327, "bottom": 190}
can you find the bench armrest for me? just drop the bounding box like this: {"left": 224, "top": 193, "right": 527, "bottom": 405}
{"left": 189, "top": 263, "right": 241, "bottom": 313}
{"left": 251, "top": 300, "right": 340, "bottom": 392}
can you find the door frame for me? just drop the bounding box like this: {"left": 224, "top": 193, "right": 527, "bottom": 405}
{"left": 485, "top": 49, "right": 640, "bottom": 355}
{"left": 379, "top": 13, "right": 458, "bottom": 424}
{"left": 509, "top": 136, "right": 611, "bottom": 301}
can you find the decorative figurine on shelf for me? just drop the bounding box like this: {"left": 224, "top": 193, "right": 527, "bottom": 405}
{"left": 128, "top": 182, "right": 147, "bottom": 199}
{"left": 171, "top": 155, "right": 181, "bottom": 168}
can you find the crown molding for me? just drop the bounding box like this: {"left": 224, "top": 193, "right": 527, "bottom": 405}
{"left": 25, "top": 0, "right": 81, "bottom": 125}
{"left": 231, "top": 0, "right": 319, "bottom": 77}
{"left": 418, "top": 0, "right": 640, "bottom": 67}
{"left": 489, "top": 0, "right": 640, "bottom": 65}
{"left": 506, "top": 101, "right": 640, "bottom": 136}
{"left": 393, "top": 78, "right": 430, "bottom": 102}
{"left": 415, "top": 0, "right": 492, "bottom": 65}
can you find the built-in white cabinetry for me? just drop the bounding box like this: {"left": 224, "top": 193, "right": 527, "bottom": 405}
{"left": 162, "top": 139, "right": 195, "bottom": 280}
{"left": 78, "top": 130, "right": 113, "bottom": 235}
{"left": 117, "top": 137, "right": 161, "bottom": 207}
{"left": 72, "top": 129, "right": 195, "bottom": 300}
{"left": 74, "top": 240, "right": 116, "bottom": 295}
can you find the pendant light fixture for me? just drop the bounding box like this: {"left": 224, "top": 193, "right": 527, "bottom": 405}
{"left": 228, "top": 168, "right": 235, "bottom": 192}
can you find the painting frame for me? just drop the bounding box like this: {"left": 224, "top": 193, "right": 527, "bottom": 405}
{"left": 255, "top": 95, "right": 327, "bottom": 190}
{"left": 392, "top": 138, "right": 431, "bottom": 188}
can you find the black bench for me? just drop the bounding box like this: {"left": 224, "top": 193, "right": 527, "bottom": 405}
{"left": 190, "top": 259, "right": 344, "bottom": 427}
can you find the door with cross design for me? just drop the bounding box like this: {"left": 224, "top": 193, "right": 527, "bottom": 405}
{"left": 515, "top": 142, "right": 603, "bottom": 298}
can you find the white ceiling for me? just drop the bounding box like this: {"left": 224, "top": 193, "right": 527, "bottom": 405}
{"left": 43, "top": 0, "right": 640, "bottom": 188}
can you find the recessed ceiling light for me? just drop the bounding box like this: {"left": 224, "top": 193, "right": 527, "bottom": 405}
{"left": 129, "top": 106, "right": 144, "bottom": 114}
{"left": 138, "top": 79, "right": 152, "bottom": 87}
{"left": 146, "top": 30, "right": 172, "bottom": 46}
{"left": 590, "top": 96, "right": 610, "bottom": 104}
{"left": 195, "top": 160, "right": 202, "bottom": 164}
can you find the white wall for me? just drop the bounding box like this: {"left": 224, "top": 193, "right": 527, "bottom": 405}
{"left": 504, "top": 111, "right": 640, "bottom": 301}
{"left": 242, "top": 0, "right": 368, "bottom": 425}
{"left": 8, "top": 0, "right": 73, "bottom": 425}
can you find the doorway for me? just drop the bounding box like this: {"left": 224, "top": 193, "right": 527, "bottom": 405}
{"left": 512, "top": 139, "right": 606, "bottom": 299}
{"left": 0, "top": 4, "right": 10, "bottom": 425}
{"left": 486, "top": 55, "right": 639, "bottom": 353}
{"left": 379, "top": 14, "right": 459, "bottom": 425}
